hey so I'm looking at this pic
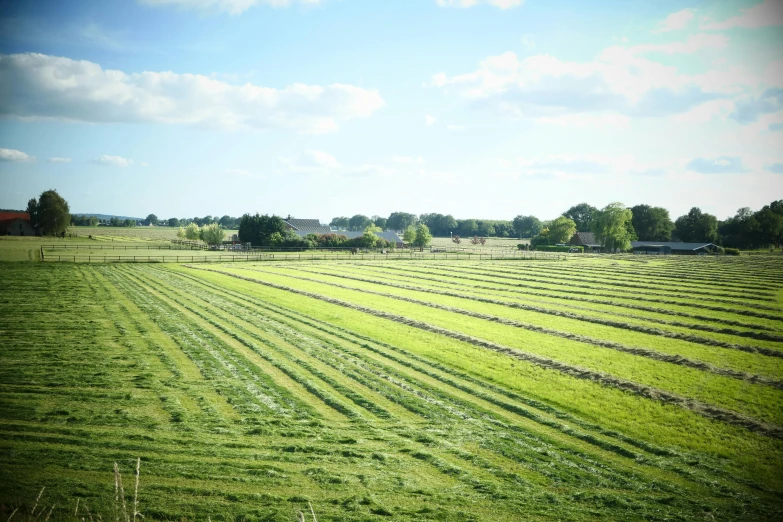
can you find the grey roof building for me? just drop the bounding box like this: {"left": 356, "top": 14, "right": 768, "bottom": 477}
{"left": 282, "top": 218, "right": 332, "bottom": 235}
{"left": 631, "top": 241, "right": 717, "bottom": 254}
{"left": 568, "top": 232, "right": 603, "bottom": 251}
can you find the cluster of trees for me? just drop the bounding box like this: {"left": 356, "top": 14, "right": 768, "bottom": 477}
{"left": 175, "top": 222, "right": 226, "bottom": 245}
{"left": 239, "top": 214, "right": 395, "bottom": 249}
{"left": 26, "top": 190, "right": 71, "bottom": 236}
{"left": 71, "top": 215, "right": 101, "bottom": 227}
{"left": 330, "top": 212, "right": 515, "bottom": 237}
{"left": 141, "top": 215, "right": 242, "bottom": 228}
{"left": 525, "top": 200, "right": 783, "bottom": 251}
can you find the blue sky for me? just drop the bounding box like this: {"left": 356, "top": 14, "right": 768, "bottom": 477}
{"left": 0, "top": 0, "right": 781, "bottom": 222}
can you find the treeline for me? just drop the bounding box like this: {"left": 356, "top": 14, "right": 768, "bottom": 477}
{"left": 330, "top": 201, "right": 783, "bottom": 249}
{"left": 330, "top": 212, "right": 514, "bottom": 237}
{"left": 71, "top": 215, "right": 135, "bottom": 227}
{"left": 238, "top": 214, "right": 395, "bottom": 249}
{"left": 520, "top": 201, "right": 783, "bottom": 252}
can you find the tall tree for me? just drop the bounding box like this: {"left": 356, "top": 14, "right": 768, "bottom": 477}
{"left": 372, "top": 216, "right": 387, "bottom": 230}
{"left": 402, "top": 226, "right": 416, "bottom": 244}
{"left": 330, "top": 216, "right": 349, "bottom": 229}
{"left": 592, "top": 202, "right": 634, "bottom": 252}
{"left": 563, "top": 203, "right": 598, "bottom": 232}
{"left": 168, "top": 217, "right": 180, "bottom": 227}
{"left": 200, "top": 223, "right": 226, "bottom": 245}
{"left": 386, "top": 212, "right": 418, "bottom": 231}
{"left": 144, "top": 214, "right": 158, "bottom": 226}
{"left": 185, "top": 222, "right": 200, "bottom": 240}
{"left": 412, "top": 223, "right": 432, "bottom": 251}
{"left": 512, "top": 215, "right": 543, "bottom": 238}
{"left": 547, "top": 216, "right": 577, "bottom": 244}
{"left": 238, "top": 214, "right": 285, "bottom": 246}
{"left": 348, "top": 214, "right": 372, "bottom": 231}
{"left": 26, "top": 198, "right": 38, "bottom": 229}
{"left": 36, "top": 189, "right": 70, "bottom": 236}
{"left": 674, "top": 208, "right": 718, "bottom": 243}
{"left": 630, "top": 205, "right": 674, "bottom": 241}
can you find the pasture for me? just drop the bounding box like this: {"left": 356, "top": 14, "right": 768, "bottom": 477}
{"left": 0, "top": 254, "right": 782, "bottom": 520}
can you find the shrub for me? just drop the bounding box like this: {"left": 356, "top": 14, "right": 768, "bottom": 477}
{"left": 533, "top": 245, "right": 583, "bottom": 253}
{"left": 724, "top": 247, "right": 740, "bottom": 256}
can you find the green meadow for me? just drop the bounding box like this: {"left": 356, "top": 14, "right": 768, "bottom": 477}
{"left": 1, "top": 247, "right": 782, "bottom": 520}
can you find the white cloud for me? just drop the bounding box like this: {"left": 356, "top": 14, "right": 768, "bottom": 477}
{"left": 0, "top": 53, "right": 385, "bottom": 134}
{"left": 279, "top": 150, "right": 340, "bottom": 175}
{"left": 626, "top": 33, "right": 728, "bottom": 55}
{"left": 436, "top": 0, "right": 523, "bottom": 9}
{"left": 48, "top": 156, "right": 72, "bottom": 163}
{"left": 0, "top": 148, "right": 35, "bottom": 162}
{"left": 139, "top": 0, "right": 322, "bottom": 15}
{"left": 392, "top": 156, "right": 425, "bottom": 165}
{"left": 430, "top": 33, "right": 751, "bottom": 122}
{"left": 673, "top": 99, "right": 735, "bottom": 123}
{"left": 446, "top": 124, "right": 466, "bottom": 131}
{"left": 224, "top": 168, "right": 265, "bottom": 179}
{"left": 140, "top": 161, "right": 149, "bottom": 167}
{"left": 93, "top": 155, "right": 134, "bottom": 167}
{"left": 654, "top": 8, "right": 695, "bottom": 33}
{"left": 425, "top": 114, "right": 437, "bottom": 126}
{"left": 535, "top": 113, "right": 630, "bottom": 129}
{"left": 304, "top": 149, "right": 340, "bottom": 168}
{"left": 701, "top": 0, "right": 783, "bottom": 30}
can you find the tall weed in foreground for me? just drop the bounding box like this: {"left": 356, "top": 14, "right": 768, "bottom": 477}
{"left": 4, "top": 458, "right": 317, "bottom": 521}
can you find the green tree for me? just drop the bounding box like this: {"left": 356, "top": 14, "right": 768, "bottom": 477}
{"left": 348, "top": 214, "right": 372, "bottom": 231}
{"left": 674, "top": 208, "right": 718, "bottom": 243}
{"left": 592, "top": 202, "right": 634, "bottom": 252}
{"left": 530, "top": 228, "right": 550, "bottom": 248}
{"left": 36, "top": 189, "right": 70, "bottom": 236}
{"left": 563, "top": 203, "right": 598, "bottom": 232}
{"left": 200, "top": 223, "right": 226, "bottom": 245}
{"left": 329, "top": 216, "right": 349, "bottom": 230}
{"left": 387, "top": 212, "right": 418, "bottom": 231}
{"left": 237, "top": 213, "right": 285, "bottom": 246}
{"left": 512, "top": 215, "right": 542, "bottom": 238}
{"left": 630, "top": 205, "right": 674, "bottom": 241}
{"left": 144, "top": 214, "right": 158, "bottom": 226}
{"left": 412, "top": 223, "right": 433, "bottom": 251}
{"left": 547, "top": 216, "right": 577, "bottom": 244}
{"left": 364, "top": 223, "right": 382, "bottom": 234}
{"left": 458, "top": 219, "right": 479, "bottom": 236}
{"left": 26, "top": 198, "right": 38, "bottom": 229}
{"left": 177, "top": 226, "right": 186, "bottom": 239}
{"left": 89, "top": 216, "right": 99, "bottom": 227}
{"left": 372, "top": 216, "right": 387, "bottom": 230}
{"left": 402, "top": 226, "right": 416, "bottom": 244}
{"left": 185, "top": 222, "right": 200, "bottom": 240}
{"left": 168, "top": 217, "right": 180, "bottom": 227}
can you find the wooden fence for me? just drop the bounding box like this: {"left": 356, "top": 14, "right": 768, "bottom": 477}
{"left": 41, "top": 251, "right": 565, "bottom": 263}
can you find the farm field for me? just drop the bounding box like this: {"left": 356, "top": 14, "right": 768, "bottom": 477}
{"left": 430, "top": 236, "right": 526, "bottom": 251}
{"left": 1, "top": 256, "right": 782, "bottom": 520}
{"left": 67, "top": 226, "right": 240, "bottom": 242}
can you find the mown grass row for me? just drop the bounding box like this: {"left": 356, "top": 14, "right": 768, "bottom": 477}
{"left": 214, "top": 264, "right": 783, "bottom": 429}
{"left": 356, "top": 262, "right": 783, "bottom": 328}
{"left": 299, "top": 262, "right": 783, "bottom": 344}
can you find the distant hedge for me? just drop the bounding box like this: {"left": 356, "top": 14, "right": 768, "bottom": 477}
{"left": 534, "top": 245, "right": 584, "bottom": 253}
{"left": 724, "top": 247, "right": 741, "bottom": 256}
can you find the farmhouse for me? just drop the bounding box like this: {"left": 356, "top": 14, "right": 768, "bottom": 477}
{"left": 282, "top": 217, "right": 404, "bottom": 247}
{"left": 631, "top": 241, "right": 718, "bottom": 255}
{"left": 282, "top": 218, "right": 332, "bottom": 235}
{"left": 0, "top": 212, "right": 35, "bottom": 236}
{"left": 568, "top": 232, "right": 603, "bottom": 252}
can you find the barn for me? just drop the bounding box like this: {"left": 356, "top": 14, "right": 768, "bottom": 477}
{"left": 282, "top": 218, "right": 404, "bottom": 247}
{"left": 282, "top": 218, "right": 332, "bottom": 235}
{"left": 0, "top": 212, "right": 36, "bottom": 236}
{"left": 631, "top": 241, "right": 718, "bottom": 255}
{"left": 568, "top": 232, "right": 603, "bottom": 252}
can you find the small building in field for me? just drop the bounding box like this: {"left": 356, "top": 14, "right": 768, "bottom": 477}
{"left": 631, "top": 241, "right": 717, "bottom": 255}
{"left": 568, "top": 232, "right": 603, "bottom": 252}
{"left": 282, "top": 218, "right": 332, "bottom": 235}
{"left": 0, "top": 212, "right": 35, "bottom": 236}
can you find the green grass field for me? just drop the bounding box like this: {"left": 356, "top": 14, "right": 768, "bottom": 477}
{"left": 1, "top": 252, "right": 782, "bottom": 520}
